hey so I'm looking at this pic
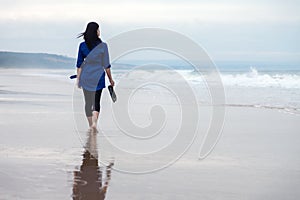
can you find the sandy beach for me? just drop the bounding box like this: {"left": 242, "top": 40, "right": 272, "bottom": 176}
{"left": 0, "top": 68, "right": 299, "bottom": 199}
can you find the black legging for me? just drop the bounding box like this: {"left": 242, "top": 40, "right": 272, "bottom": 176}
{"left": 83, "top": 89, "right": 103, "bottom": 117}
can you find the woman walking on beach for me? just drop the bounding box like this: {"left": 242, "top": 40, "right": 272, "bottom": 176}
{"left": 76, "top": 22, "right": 114, "bottom": 133}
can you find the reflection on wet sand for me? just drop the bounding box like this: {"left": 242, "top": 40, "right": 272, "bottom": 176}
{"left": 73, "top": 132, "right": 114, "bottom": 199}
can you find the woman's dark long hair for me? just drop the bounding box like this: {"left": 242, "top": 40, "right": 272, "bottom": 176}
{"left": 77, "top": 22, "right": 102, "bottom": 50}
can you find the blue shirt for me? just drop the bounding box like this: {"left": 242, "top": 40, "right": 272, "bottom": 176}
{"left": 76, "top": 41, "right": 111, "bottom": 91}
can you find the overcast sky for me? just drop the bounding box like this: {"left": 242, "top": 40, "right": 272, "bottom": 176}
{"left": 0, "top": 0, "right": 299, "bottom": 65}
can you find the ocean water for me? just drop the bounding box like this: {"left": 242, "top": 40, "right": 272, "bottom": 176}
{"left": 25, "top": 63, "right": 300, "bottom": 115}
{"left": 181, "top": 66, "right": 300, "bottom": 115}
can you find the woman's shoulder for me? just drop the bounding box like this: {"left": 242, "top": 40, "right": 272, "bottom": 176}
{"left": 98, "top": 41, "right": 107, "bottom": 46}
{"left": 78, "top": 41, "right": 89, "bottom": 51}
{"left": 79, "top": 41, "right": 86, "bottom": 47}
{"left": 100, "top": 42, "right": 108, "bottom": 49}
{"left": 95, "top": 41, "right": 108, "bottom": 50}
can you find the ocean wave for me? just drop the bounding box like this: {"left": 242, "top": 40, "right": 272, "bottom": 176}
{"left": 129, "top": 67, "right": 300, "bottom": 89}
{"left": 223, "top": 103, "right": 300, "bottom": 115}
{"left": 220, "top": 67, "right": 300, "bottom": 89}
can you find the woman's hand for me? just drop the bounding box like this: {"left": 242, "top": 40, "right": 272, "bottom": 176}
{"left": 109, "top": 79, "right": 115, "bottom": 87}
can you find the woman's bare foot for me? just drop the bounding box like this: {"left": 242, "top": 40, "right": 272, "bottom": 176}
{"left": 91, "top": 111, "right": 99, "bottom": 133}
{"left": 91, "top": 123, "right": 98, "bottom": 133}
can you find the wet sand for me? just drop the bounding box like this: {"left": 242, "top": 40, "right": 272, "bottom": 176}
{"left": 0, "top": 69, "right": 299, "bottom": 199}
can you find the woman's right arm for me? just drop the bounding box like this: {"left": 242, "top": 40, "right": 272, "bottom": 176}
{"left": 103, "top": 43, "right": 114, "bottom": 87}
{"left": 105, "top": 67, "right": 114, "bottom": 86}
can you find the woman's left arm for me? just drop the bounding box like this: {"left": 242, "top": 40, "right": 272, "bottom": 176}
{"left": 76, "top": 43, "right": 84, "bottom": 88}
{"left": 76, "top": 67, "right": 82, "bottom": 88}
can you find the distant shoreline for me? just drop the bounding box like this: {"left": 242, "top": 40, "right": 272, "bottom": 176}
{"left": 0, "top": 51, "right": 75, "bottom": 69}
{"left": 0, "top": 50, "right": 299, "bottom": 70}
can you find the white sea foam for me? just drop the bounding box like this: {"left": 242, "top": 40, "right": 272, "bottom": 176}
{"left": 220, "top": 67, "right": 300, "bottom": 89}
{"left": 121, "top": 67, "right": 300, "bottom": 89}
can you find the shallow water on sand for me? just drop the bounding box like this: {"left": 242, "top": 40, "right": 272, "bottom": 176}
{"left": 1, "top": 69, "right": 300, "bottom": 199}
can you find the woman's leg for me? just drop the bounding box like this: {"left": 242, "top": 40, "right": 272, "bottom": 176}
{"left": 91, "top": 89, "right": 103, "bottom": 132}
{"left": 83, "top": 89, "right": 94, "bottom": 130}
